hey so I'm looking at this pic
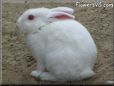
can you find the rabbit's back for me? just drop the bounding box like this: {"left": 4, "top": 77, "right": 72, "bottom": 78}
{"left": 41, "top": 20, "right": 97, "bottom": 59}
{"left": 42, "top": 20, "right": 97, "bottom": 81}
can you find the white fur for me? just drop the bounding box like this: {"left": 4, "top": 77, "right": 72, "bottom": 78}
{"left": 16, "top": 7, "right": 97, "bottom": 82}
{"left": 51, "top": 7, "right": 74, "bottom": 14}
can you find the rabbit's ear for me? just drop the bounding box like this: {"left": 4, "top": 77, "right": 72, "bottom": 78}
{"left": 47, "top": 11, "right": 75, "bottom": 19}
{"left": 51, "top": 7, "right": 74, "bottom": 14}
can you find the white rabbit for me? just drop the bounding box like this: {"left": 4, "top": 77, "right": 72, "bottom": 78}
{"left": 16, "top": 7, "right": 97, "bottom": 82}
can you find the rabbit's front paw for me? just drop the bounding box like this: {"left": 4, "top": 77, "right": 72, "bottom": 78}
{"left": 30, "top": 70, "right": 42, "bottom": 77}
{"left": 39, "top": 72, "right": 57, "bottom": 81}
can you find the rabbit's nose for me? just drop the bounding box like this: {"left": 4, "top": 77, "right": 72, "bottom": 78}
{"left": 15, "top": 23, "right": 20, "bottom": 35}
{"left": 16, "top": 25, "right": 18, "bottom": 31}
{"left": 16, "top": 21, "right": 19, "bottom": 27}
{"left": 15, "top": 24, "right": 23, "bottom": 41}
{"left": 16, "top": 20, "right": 21, "bottom": 31}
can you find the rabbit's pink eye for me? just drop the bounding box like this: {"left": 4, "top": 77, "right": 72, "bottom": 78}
{"left": 28, "top": 15, "right": 34, "bottom": 20}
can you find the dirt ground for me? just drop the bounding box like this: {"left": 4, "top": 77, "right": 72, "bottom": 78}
{"left": 2, "top": 1, "right": 114, "bottom": 85}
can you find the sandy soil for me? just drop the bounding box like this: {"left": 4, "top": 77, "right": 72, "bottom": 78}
{"left": 2, "top": 0, "right": 114, "bottom": 3}
{"left": 2, "top": 1, "right": 114, "bottom": 85}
